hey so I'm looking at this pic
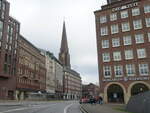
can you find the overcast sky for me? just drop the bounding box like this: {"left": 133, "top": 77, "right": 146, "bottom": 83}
{"left": 7, "top": 0, "right": 106, "bottom": 84}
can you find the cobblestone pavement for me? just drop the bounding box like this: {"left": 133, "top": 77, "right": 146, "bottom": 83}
{"left": 80, "top": 104, "right": 127, "bottom": 113}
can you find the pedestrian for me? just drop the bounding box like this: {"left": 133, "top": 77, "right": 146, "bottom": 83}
{"left": 98, "top": 96, "right": 103, "bottom": 105}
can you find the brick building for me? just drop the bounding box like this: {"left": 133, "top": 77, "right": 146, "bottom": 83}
{"left": 94, "top": 0, "right": 150, "bottom": 103}
{"left": 63, "top": 67, "right": 82, "bottom": 100}
{"left": 16, "top": 35, "right": 46, "bottom": 100}
{"left": 59, "top": 22, "right": 82, "bottom": 100}
{"left": 0, "top": 0, "right": 20, "bottom": 100}
{"left": 82, "top": 83, "right": 100, "bottom": 98}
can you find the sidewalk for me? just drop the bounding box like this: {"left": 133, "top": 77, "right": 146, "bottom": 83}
{"left": 80, "top": 104, "right": 128, "bottom": 113}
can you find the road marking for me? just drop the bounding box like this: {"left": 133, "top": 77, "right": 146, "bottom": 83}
{"left": 0, "top": 104, "right": 57, "bottom": 113}
{"left": 64, "top": 103, "right": 74, "bottom": 113}
{"left": 0, "top": 107, "right": 28, "bottom": 113}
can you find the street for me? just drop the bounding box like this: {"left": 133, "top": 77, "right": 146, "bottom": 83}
{"left": 0, "top": 101, "right": 82, "bottom": 113}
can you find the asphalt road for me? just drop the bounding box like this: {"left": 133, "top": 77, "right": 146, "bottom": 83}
{"left": 0, "top": 101, "right": 82, "bottom": 113}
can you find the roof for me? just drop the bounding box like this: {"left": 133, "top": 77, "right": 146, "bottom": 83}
{"left": 64, "top": 67, "right": 81, "bottom": 78}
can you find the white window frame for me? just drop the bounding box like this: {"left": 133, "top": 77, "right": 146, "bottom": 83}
{"left": 145, "top": 18, "right": 150, "bottom": 27}
{"left": 103, "top": 66, "right": 111, "bottom": 78}
{"left": 102, "top": 40, "right": 109, "bottom": 48}
{"left": 121, "top": 22, "right": 130, "bottom": 32}
{"left": 123, "top": 35, "right": 132, "bottom": 45}
{"left": 125, "top": 50, "right": 133, "bottom": 60}
{"left": 114, "top": 65, "right": 123, "bottom": 77}
{"left": 148, "top": 32, "right": 150, "bottom": 42}
{"left": 121, "top": 10, "right": 128, "bottom": 19}
{"left": 133, "top": 20, "right": 142, "bottom": 30}
{"left": 126, "top": 64, "right": 135, "bottom": 76}
{"left": 100, "top": 16, "right": 107, "bottom": 24}
{"left": 137, "top": 48, "right": 146, "bottom": 59}
{"left": 102, "top": 53, "right": 110, "bottom": 62}
{"left": 111, "top": 24, "right": 119, "bottom": 34}
{"left": 110, "top": 13, "right": 117, "bottom": 21}
{"left": 132, "top": 8, "right": 140, "bottom": 16}
{"left": 0, "top": 21, "right": 3, "bottom": 40}
{"left": 100, "top": 26, "right": 108, "bottom": 36}
{"left": 112, "top": 38, "right": 120, "bottom": 47}
{"left": 139, "top": 64, "right": 149, "bottom": 76}
{"left": 135, "top": 34, "right": 144, "bottom": 44}
{"left": 113, "top": 51, "right": 121, "bottom": 61}
{"left": 144, "top": 5, "right": 150, "bottom": 13}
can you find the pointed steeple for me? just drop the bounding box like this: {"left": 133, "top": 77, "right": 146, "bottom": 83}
{"left": 60, "top": 21, "right": 69, "bottom": 53}
{"left": 59, "top": 21, "right": 71, "bottom": 68}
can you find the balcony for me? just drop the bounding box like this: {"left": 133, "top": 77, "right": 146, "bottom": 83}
{"left": 0, "top": 73, "right": 10, "bottom": 79}
{"left": 21, "top": 74, "right": 28, "bottom": 79}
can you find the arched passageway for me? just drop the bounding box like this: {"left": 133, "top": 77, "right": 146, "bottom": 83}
{"left": 131, "top": 83, "right": 149, "bottom": 96}
{"left": 107, "top": 84, "right": 124, "bottom": 103}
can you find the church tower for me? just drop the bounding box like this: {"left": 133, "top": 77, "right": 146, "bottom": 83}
{"left": 59, "top": 21, "right": 71, "bottom": 68}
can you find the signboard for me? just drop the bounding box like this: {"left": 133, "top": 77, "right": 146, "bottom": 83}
{"left": 112, "top": 2, "right": 139, "bottom": 12}
{"left": 103, "top": 77, "right": 150, "bottom": 82}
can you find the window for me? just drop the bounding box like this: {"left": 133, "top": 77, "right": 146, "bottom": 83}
{"left": 103, "top": 66, "right": 111, "bottom": 78}
{"left": 1, "top": 11, "right": 4, "bottom": 19}
{"left": 110, "top": 13, "right": 117, "bottom": 21}
{"left": 133, "top": 20, "right": 142, "bottom": 30}
{"left": 102, "top": 53, "right": 110, "bottom": 62}
{"left": 114, "top": 65, "right": 123, "bottom": 77}
{"left": 144, "top": 5, "right": 150, "bottom": 13}
{"left": 0, "top": 21, "right": 3, "bottom": 40}
{"left": 132, "top": 8, "right": 140, "bottom": 16}
{"left": 111, "top": 24, "right": 119, "bottom": 34}
{"left": 121, "top": 10, "right": 128, "bottom": 18}
{"left": 113, "top": 51, "right": 121, "bottom": 61}
{"left": 100, "top": 26, "right": 108, "bottom": 36}
{"left": 145, "top": 18, "right": 150, "bottom": 27}
{"left": 125, "top": 50, "right": 133, "bottom": 60}
{"left": 112, "top": 38, "right": 120, "bottom": 47}
{"left": 126, "top": 64, "right": 135, "bottom": 76}
{"left": 139, "top": 64, "right": 149, "bottom": 75}
{"left": 135, "top": 34, "right": 144, "bottom": 44}
{"left": 121, "top": 22, "right": 130, "bottom": 32}
{"left": 148, "top": 33, "right": 150, "bottom": 42}
{"left": 2, "top": 3, "right": 5, "bottom": 11}
{"left": 137, "top": 48, "right": 146, "bottom": 58}
{"left": 100, "top": 16, "right": 107, "bottom": 23}
{"left": 123, "top": 35, "right": 132, "bottom": 45}
{"left": 102, "top": 40, "right": 109, "bottom": 48}
{"left": 9, "top": 46, "right": 11, "bottom": 51}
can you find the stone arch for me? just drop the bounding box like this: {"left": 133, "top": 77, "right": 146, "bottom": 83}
{"left": 127, "top": 81, "right": 150, "bottom": 98}
{"left": 104, "top": 82, "right": 126, "bottom": 103}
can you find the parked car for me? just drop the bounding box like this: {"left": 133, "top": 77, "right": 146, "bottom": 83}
{"left": 79, "top": 98, "right": 89, "bottom": 104}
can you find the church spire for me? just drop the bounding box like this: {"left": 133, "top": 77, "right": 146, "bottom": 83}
{"left": 60, "top": 21, "right": 69, "bottom": 53}
{"left": 59, "top": 21, "right": 71, "bottom": 68}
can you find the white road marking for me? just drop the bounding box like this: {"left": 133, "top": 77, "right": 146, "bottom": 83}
{"left": 64, "top": 103, "right": 74, "bottom": 113}
{"left": 0, "top": 108, "right": 28, "bottom": 113}
{"left": 0, "top": 104, "right": 57, "bottom": 113}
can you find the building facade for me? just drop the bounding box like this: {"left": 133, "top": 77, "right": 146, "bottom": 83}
{"left": 82, "top": 83, "right": 100, "bottom": 98}
{"left": 0, "top": 0, "right": 20, "bottom": 100}
{"left": 59, "top": 22, "right": 82, "bottom": 100}
{"left": 54, "top": 58, "right": 63, "bottom": 99}
{"left": 63, "top": 67, "right": 82, "bottom": 100}
{"left": 95, "top": 0, "right": 150, "bottom": 104}
{"left": 41, "top": 50, "right": 55, "bottom": 94}
{"left": 16, "top": 35, "right": 46, "bottom": 100}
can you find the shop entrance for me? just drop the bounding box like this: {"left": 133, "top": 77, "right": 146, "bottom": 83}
{"left": 107, "top": 84, "right": 124, "bottom": 103}
{"left": 131, "top": 83, "right": 149, "bottom": 96}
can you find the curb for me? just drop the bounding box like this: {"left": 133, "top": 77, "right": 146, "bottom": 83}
{"left": 80, "top": 105, "right": 89, "bottom": 113}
